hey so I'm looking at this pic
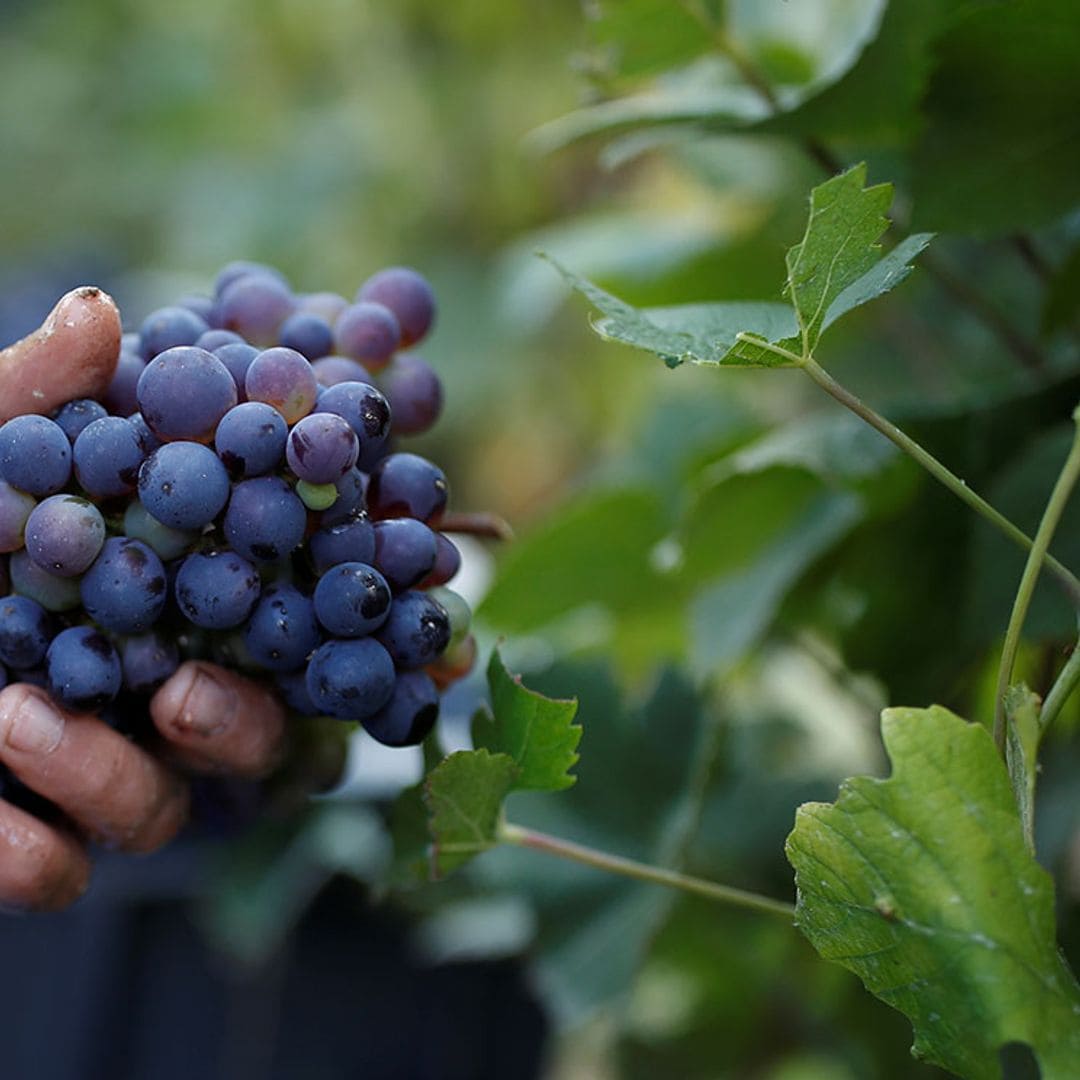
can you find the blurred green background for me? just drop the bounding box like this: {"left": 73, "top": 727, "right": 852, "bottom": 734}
{"left": 2, "top": 1, "right": 1079, "bottom": 1077}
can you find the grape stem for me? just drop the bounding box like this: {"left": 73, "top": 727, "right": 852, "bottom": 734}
{"left": 993, "top": 408, "right": 1080, "bottom": 750}
{"left": 438, "top": 511, "right": 514, "bottom": 542}
{"left": 498, "top": 821, "right": 795, "bottom": 920}
{"left": 737, "top": 333, "right": 1080, "bottom": 608}
{"left": 1040, "top": 636, "right": 1080, "bottom": 737}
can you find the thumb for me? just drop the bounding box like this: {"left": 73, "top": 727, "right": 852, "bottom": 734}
{"left": 0, "top": 287, "right": 122, "bottom": 423}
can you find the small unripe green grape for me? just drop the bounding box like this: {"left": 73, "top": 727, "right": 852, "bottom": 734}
{"left": 296, "top": 480, "right": 339, "bottom": 511}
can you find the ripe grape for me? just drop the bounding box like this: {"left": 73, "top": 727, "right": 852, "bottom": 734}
{"left": 214, "top": 401, "right": 288, "bottom": 479}
{"left": 309, "top": 515, "right": 376, "bottom": 574}
{"left": 311, "top": 355, "right": 374, "bottom": 388}
{"left": 363, "top": 670, "right": 439, "bottom": 748}
{"left": 219, "top": 275, "right": 296, "bottom": 346}
{"left": 45, "top": 626, "right": 122, "bottom": 712}
{"left": 372, "top": 518, "right": 438, "bottom": 592}
{"left": 80, "top": 537, "right": 168, "bottom": 634}
{"left": 175, "top": 550, "right": 261, "bottom": 630}
{"left": 243, "top": 584, "right": 321, "bottom": 672}
{"left": 138, "top": 442, "right": 231, "bottom": 530}
{"left": 381, "top": 353, "right": 443, "bottom": 436}
{"left": 245, "top": 347, "right": 318, "bottom": 425}
{"left": 315, "top": 380, "right": 391, "bottom": 468}
{"left": 136, "top": 346, "right": 238, "bottom": 443}
{"left": 357, "top": 266, "right": 435, "bottom": 348}
{"left": 367, "top": 452, "right": 448, "bottom": 523}
{"left": 313, "top": 562, "right": 391, "bottom": 637}
{"left": 305, "top": 637, "right": 395, "bottom": 720}
{"left": 214, "top": 260, "right": 290, "bottom": 298}
{"left": 0, "top": 595, "right": 53, "bottom": 670}
{"left": 333, "top": 302, "right": 400, "bottom": 369}
{"left": 213, "top": 342, "right": 259, "bottom": 400}
{"left": 375, "top": 590, "right": 451, "bottom": 669}
{"left": 24, "top": 495, "right": 106, "bottom": 577}
{"left": 139, "top": 306, "right": 210, "bottom": 359}
{"left": 73, "top": 416, "right": 146, "bottom": 497}
{"left": 279, "top": 312, "right": 334, "bottom": 360}
{"left": 286, "top": 413, "right": 359, "bottom": 484}
{"left": 120, "top": 632, "right": 180, "bottom": 695}
{"left": 103, "top": 348, "right": 146, "bottom": 416}
{"left": 224, "top": 475, "right": 307, "bottom": 563}
{"left": 0, "top": 415, "right": 72, "bottom": 496}
{"left": 54, "top": 399, "right": 108, "bottom": 443}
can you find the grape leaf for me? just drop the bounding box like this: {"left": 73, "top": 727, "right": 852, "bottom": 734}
{"left": 474, "top": 648, "right": 581, "bottom": 792}
{"left": 425, "top": 649, "right": 582, "bottom": 878}
{"left": 424, "top": 749, "right": 517, "bottom": 879}
{"left": 546, "top": 166, "right": 931, "bottom": 368}
{"left": 786, "top": 705, "right": 1080, "bottom": 1078}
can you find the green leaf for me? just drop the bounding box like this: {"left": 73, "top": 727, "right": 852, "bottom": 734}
{"left": 786, "top": 705, "right": 1080, "bottom": 1079}
{"left": 546, "top": 168, "right": 930, "bottom": 369}
{"left": 783, "top": 162, "right": 891, "bottom": 353}
{"left": 910, "top": 0, "right": 1080, "bottom": 233}
{"left": 585, "top": 0, "right": 712, "bottom": 79}
{"left": 424, "top": 749, "right": 517, "bottom": 879}
{"left": 1042, "top": 242, "right": 1080, "bottom": 337}
{"left": 475, "top": 648, "right": 582, "bottom": 792}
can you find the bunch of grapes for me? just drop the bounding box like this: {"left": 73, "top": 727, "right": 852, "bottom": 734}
{"left": 0, "top": 261, "right": 474, "bottom": 750}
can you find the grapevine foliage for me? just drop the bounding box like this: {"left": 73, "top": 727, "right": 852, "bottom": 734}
{"left": 424, "top": 648, "right": 581, "bottom": 878}
{"left": 787, "top": 707, "right": 1080, "bottom": 1078}
{"left": 547, "top": 165, "right": 932, "bottom": 367}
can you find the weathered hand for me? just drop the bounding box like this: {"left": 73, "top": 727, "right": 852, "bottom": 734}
{"left": 0, "top": 289, "right": 286, "bottom": 910}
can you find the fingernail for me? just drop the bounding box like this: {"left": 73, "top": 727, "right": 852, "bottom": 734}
{"left": 2, "top": 692, "right": 64, "bottom": 755}
{"left": 176, "top": 668, "right": 234, "bottom": 737}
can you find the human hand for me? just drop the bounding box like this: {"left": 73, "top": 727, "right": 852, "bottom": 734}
{"left": 0, "top": 289, "right": 287, "bottom": 910}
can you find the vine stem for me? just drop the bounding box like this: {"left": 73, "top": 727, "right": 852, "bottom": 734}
{"left": 993, "top": 412, "right": 1080, "bottom": 749}
{"left": 1041, "top": 638, "right": 1080, "bottom": 737}
{"left": 792, "top": 351, "right": 1080, "bottom": 607}
{"left": 498, "top": 821, "right": 795, "bottom": 921}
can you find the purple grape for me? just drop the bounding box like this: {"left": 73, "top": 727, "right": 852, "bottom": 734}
{"left": 242, "top": 583, "right": 320, "bottom": 671}
{"left": 24, "top": 495, "right": 106, "bottom": 577}
{"left": 80, "top": 537, "right": 168, "bottom": 634}
{"left": 214, "top": 402, "right": 288, "bottom": 480}
{"left": 363, "top": 671, "right": 439, "bottom": 747}
{"left": 357, "top": 266, "right": 435, "bottom": 348}
{"left": 127, "top": 412, "right": 162, "bottom": 455}
{"left": 0, "top": 482, "right": 36, "bottom": 553}
{"left": 275, "top": 668, "right": 319, "bottom": 715}
{"left": 286, "top": 413, "right": 359, "bottom": 484}
{"left": 278, "top": 312, "right": 334, "bottom": 360}
{"left": 0, "top": 415, "right": 71, "bottom": 496}
{"left": 219, "top": 275, "right": 296, "bottom": 346}
{"left": 311, "top": 355, "right": 375, "bottom": 388}
{"left": 103, "top": 348, "right": 146, "bottom": 416}
{"left": 45, "top": 626, "right": 121, "bottom": 711}
{"left": 73, "top": 416, "right": 146, "bottom": 498}
{"left": 372, "top": 518, "right": 438, "bottom": 592}
{"left": 54, "top": 399, "right": 108, "bottom": 443}
{"left": 420, "top": 533, "right": 462, "bottom": 588}
{"left": 319, "top": 467, "right": 367, "bottom": 526}
{"left": 313, "top": 562, "right": 392, "bottom": 637}
{"left": 213, "top": 342, "right": 259, "bottom": 401}
{"left": 309, "top": 515, "right": 376, "bottom": 574}
{"left": 213, "top": 260, "right": 290, "bottom": 298}
{"left": 305, "top": 637, "right": 395, "bottom": 720}
{"left": 333, "top": 301, "right": 400, "bottom": 369}
{"left": 138, "top": 442, "right": 231, "bottom": 530}
{"left": 224, "top": 476, "right": 307, "bottom": 563}
{"left": 176, "top": 294, "right": 216, "bottom": 323}
{"left": 136, "top": 346, "right": 238, "bottom": 443}
{"left": 0, "top": 595, "right": 53, "bottom": 669}
{"left": 196, "top": 329, "right": 244, "bottom": 351}
{"left": 375, "top": 590, "right": 451, "bottom": 669}
{"left": 367, "top": 452, "right": 448, "bottom": 524}
{"left": 175, "top": 550, "right": 261, "bottom": 630}
{"left": 245, "top": 347, "right": 318, "bottom": 425}
{"left": 139, "top": 305, "right": 210, "bottom": 359}
{"left": 382, "top": 353, "right": 443, "bottom": 436}
{"left": 315, "top": 380, "right": 391, "bottom": 469}
{"left": 121, "top": 632, "right": 180, "bottom": 694}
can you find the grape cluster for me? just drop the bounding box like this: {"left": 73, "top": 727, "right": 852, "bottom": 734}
{"left": 0, "top": 262, "right": 473, "bottom": 749}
